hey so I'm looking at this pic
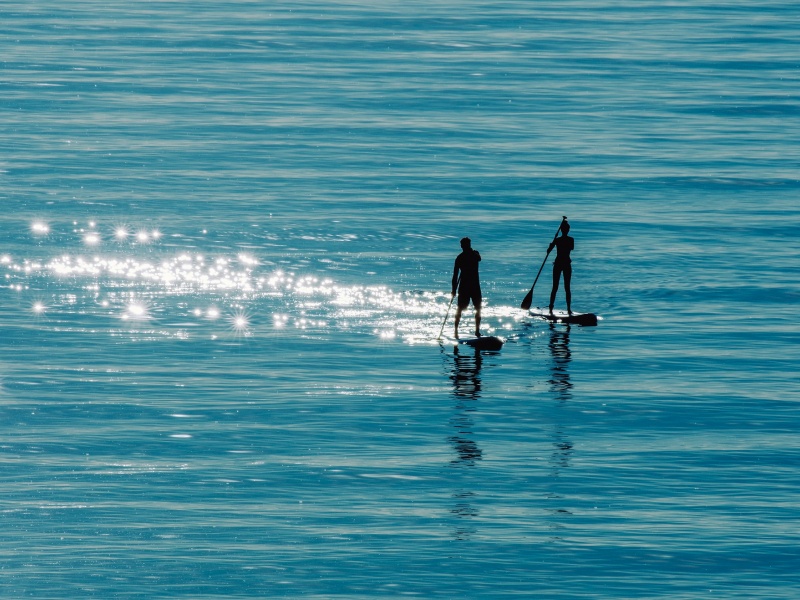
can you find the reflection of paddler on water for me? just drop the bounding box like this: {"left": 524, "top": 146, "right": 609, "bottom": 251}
{"left": 445, "top": 344, "right": 484, "bottom": 540}
{"left": 448, "top": 345, "right": 483, "bottom": 465}
{"left": 544, "top": 321, "right": 574, "bottom": 534}
{"left": 547, "top": 323, "right": 573, "bottom": 399}
{"left": 451, "top": 237, "right": 482, "bottom": 339}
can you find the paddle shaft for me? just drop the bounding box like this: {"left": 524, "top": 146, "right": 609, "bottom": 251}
{"left": 520, "top": 216, "right": 567, "bottom": 310}
{"left": 438, "top": 294, "right": 456, "bottom": 339}
{"left": 438, "top": 275, "right": 460, "bottom": 338}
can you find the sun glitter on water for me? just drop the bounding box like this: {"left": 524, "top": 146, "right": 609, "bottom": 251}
{"left": 122, "top": 302, "right": 149, "bottom": 321}
{"left": 31, "top": 222, "right": 50, "bottom": 235}
{"left": 229, "top": 310, "right": 252, "bottom": 336}
{"left": 6, "top": 219, "right": 515, "bottom": 343}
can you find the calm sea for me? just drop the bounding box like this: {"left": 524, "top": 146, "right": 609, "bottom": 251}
{"left": 2, "top": 1, "right": 799, "bottom": 598}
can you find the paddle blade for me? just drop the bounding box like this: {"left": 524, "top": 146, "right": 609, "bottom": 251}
{"left": 520, "top": 287, "right": 534, "bottom": 310}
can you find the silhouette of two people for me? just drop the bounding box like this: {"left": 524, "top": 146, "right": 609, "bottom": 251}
{"left": 451, "top": 221, "right": 578, "bottom": 333}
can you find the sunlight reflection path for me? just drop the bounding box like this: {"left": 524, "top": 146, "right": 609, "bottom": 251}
{"left": 4, "top": 221, "right": 522, "bottom": 344}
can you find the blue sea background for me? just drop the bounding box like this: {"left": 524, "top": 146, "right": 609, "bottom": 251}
{"left": 2, "top": 1, "right": 799, "bottom": 598}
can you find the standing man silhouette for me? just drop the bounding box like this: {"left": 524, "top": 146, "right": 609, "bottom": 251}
{"left": 548, "top": 220, "right": 574, "bottom": 315}
{"left": 452, "top": 237, "right": 482, "bottom": 339}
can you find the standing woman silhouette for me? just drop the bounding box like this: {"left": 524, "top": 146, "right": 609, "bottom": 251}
{"left": 548, "top": 220, "right": 574, "bottom": 315}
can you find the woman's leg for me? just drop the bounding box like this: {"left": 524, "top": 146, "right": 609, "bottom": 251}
{"left": 549, "top": 265, "right": 561, "bottom": 312}
{"left": 563, "top": 264, "right": 572, "bottom": 314}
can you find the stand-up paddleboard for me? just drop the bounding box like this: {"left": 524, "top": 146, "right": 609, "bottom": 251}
{"left": 530, "top": 308, "right": 598, "bottom": 326}
{"left": 442, "top": 335, "right": 505, "bottom": 350}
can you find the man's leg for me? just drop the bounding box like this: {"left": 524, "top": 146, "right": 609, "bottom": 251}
{"left": 563, "top": 265, "right": 572, "bottom": 314}
{"left": 453, "top": 306, "right": 463, "bottom": 338}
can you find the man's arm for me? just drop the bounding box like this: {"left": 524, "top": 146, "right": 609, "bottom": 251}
{"left": 451, "top": 259, "right": 460, "bottom": 296}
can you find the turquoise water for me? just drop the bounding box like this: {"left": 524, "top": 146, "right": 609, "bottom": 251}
{"left": 2, "top": 2, "right": 799, "bottom": 598}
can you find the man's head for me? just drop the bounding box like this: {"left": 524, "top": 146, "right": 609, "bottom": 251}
{"left": 460, "top": 237, "right": 472, "bottom": 250}
{"left": 560, "top": 221, "right": 570, "bottom": 234}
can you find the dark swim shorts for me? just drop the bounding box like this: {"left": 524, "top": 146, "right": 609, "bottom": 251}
{"left": 457, "top": 287, "right": 482, "bottom": 309}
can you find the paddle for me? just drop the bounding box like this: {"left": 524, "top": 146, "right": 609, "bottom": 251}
{"left": 520, "top": 216, "right": 567, "bottom": 310}
{"left": 438, "top": 294, "right": 456, "bottom": 339}
{"left": 438, "top": 275, "right": 460, "bottom": 339}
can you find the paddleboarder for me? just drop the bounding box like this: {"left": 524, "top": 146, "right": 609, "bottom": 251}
{"left": 451, "top": 237, "right": 482, "bottom": 339}
{"left": 548, "top": 220, "right": 574, "bottom": 315}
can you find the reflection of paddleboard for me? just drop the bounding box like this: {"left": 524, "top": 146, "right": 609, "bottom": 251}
{"left": 530, "top": 308, "right": 598, "bottom": 326}
{"left": 449, "top": 335, "right": 504, "bottom": 350}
